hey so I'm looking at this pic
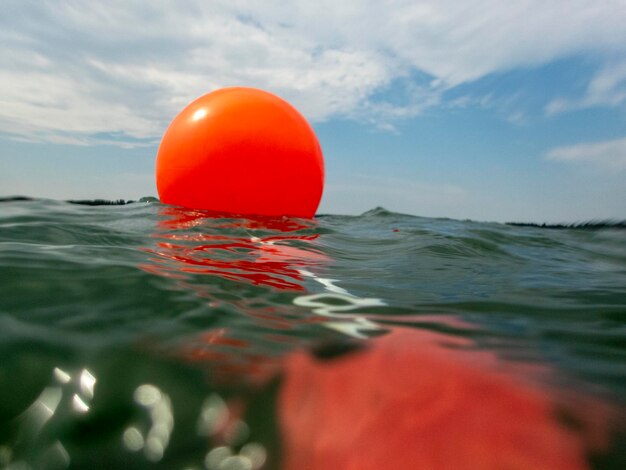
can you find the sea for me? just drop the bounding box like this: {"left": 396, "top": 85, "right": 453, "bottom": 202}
{"left": 0, "top": 197, "right": 624, "bottom": 469}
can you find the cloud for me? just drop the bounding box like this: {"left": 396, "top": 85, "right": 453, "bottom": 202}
{"left": 1, "top": 0, "right": 626, "bottom": 145}
{"left": 546, "top": 136, "right": 626, "bottom": 172}
{"left": 546, "top": 60, "right": 626, "bottom": 115}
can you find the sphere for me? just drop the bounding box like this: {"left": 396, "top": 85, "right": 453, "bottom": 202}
{"left": 156, "top": 87, "right": 324, "bottom": 218}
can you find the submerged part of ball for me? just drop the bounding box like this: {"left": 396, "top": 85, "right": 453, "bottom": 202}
{"left": 156, "top": 87, "right": 324, "bottom": 218}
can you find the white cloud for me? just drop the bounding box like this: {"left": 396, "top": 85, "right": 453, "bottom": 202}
{"left": 546, "top": 60, "right": 626, "bottom": 115}
{"left": 546, "top": 136, "right": 626, "bottom": 172}
{"left": 1, "top": 0, "right": 626, "bottom": 145}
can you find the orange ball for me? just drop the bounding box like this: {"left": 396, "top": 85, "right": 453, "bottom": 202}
{"left": 156, "top": 87, "right": 324, "bottom": 218}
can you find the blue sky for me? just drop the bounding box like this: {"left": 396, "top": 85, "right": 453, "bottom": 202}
{"left": 1, "top": 1, "right": 625, "bottom": 222}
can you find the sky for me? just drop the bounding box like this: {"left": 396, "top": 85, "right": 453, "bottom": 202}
{"left": 1, "top": 0, "right": 626, "bottom": 223}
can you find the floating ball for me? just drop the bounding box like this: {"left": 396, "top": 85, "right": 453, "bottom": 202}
{"left": 156, "top": 87, "right": 324, "bottom": 218}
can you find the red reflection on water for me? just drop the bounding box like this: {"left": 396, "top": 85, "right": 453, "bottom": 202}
{"left": 157, "top": 206, "right": 313, "bottom": 232}
{"left": 141, "top": 207, "right": 332, "bottom": 384}
{"left": 139, "top": 207, "right": 328, "bottom": 291}
{"left": 279, "top": 327, "right": 611, "bottom": 470}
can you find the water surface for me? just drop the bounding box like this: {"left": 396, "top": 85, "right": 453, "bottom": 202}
{"left": 0, "top": 198, "right": 624, "bottom": 469}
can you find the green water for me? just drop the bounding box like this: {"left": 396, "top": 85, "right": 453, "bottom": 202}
{"left": 0, "top": 198, "right": 624, "bottom": 469}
